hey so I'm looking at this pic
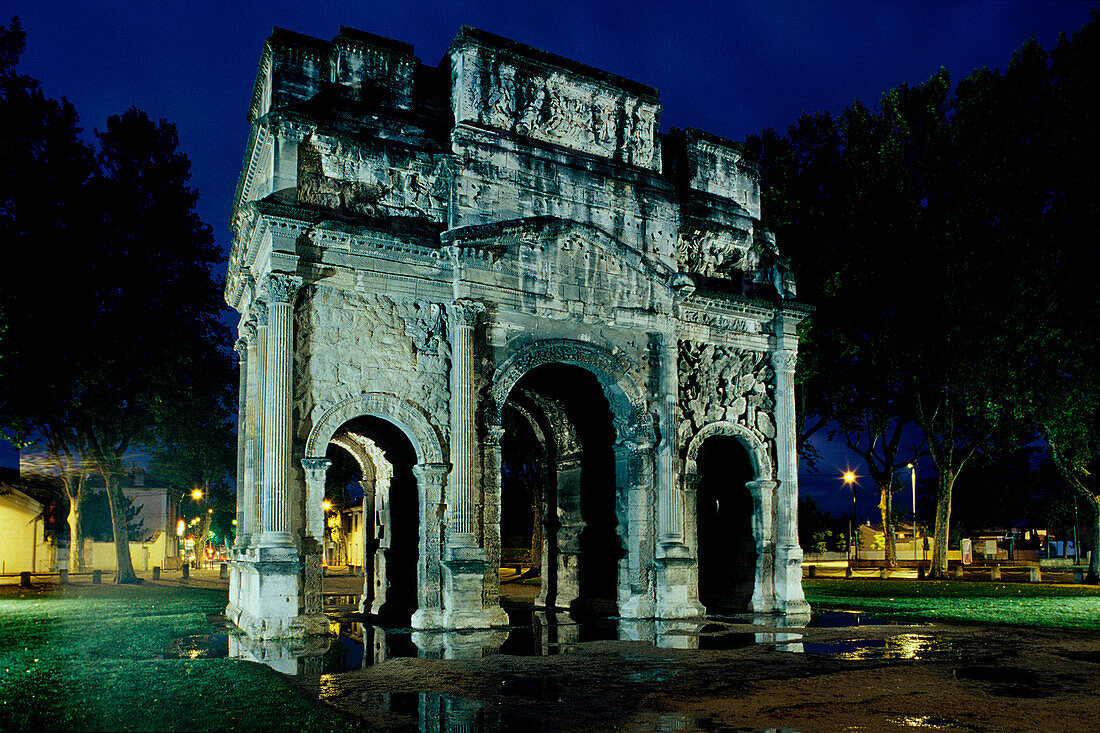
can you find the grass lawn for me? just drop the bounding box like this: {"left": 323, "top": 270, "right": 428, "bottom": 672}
{"left": 804, "top": 578, "right": 1100, "bottom": 629}
{"left": 0, "top": 584, "right": 357, "bottom": 732}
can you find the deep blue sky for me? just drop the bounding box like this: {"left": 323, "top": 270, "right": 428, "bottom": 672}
{"left": 4, "top": 1, "right": 1097, "bottom": 514}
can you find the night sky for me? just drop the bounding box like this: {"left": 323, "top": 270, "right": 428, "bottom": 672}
{"left": 5, "top": 1, "right": 1097, "bottom": 514}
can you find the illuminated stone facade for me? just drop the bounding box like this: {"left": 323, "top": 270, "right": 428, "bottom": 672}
{"left": 225, "top": 25, "right": 809, "bottom": 639}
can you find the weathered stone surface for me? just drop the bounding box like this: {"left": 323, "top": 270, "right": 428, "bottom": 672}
{"left": 226, "top": 24, "right": 810, "bottom": 639}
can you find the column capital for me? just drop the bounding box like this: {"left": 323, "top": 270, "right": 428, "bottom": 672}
{"left": 238, "top": 319, "right": 257, "bottom": 344}
{"left": 262, "top": 272, "right": 303, "bottom": 305}
{"left": 484, "top": 424, "right": 506, "bottom": 446}
{"left": 451, "top": 298, "right": 486, "bottom": 326}
{"left": 249, "top": 299, "right": 268, "bottom": 326}
{"left": 413, "top": 462, "right": 451, "bottom": 483}
{"left": 772, "top": 349, "right": 797, "bottom": 374}
{"left": 301, "top": 457, "right": 332, "bottom": 481}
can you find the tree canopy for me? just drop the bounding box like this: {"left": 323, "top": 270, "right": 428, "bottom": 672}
{"left": 751, "top": 11, "right": 1100, "bottom": 577}
{"left": 0, "top": 17, "right": 236, "bottom": 582}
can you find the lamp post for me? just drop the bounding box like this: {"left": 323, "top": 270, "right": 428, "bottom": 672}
{"left": 908, "top": 463, "right": 917, "bottom": 561}
{"left": 844, "top": 471, "right": 857, "bottom": 563}
{"left": 176, "top": 489, "right": 203, "bottom": 565}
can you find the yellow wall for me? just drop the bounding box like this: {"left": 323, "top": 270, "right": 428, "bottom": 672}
{"left": 0, "top": 490, "right": 51, "bottom": 574}
{"left": 85, "top": 531, "right": 169, "bottom": 572}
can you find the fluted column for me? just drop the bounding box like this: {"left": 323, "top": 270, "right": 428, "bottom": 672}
{"left": 245, "top": 303, "right": 267, "bottom": 547}
{"left": 258, "top": 273, "right": 302, "bottom": 547}
{"left": 772, "top": 350, "right": 798, "bottom": 549}
{"left": 447, "top": 299, "right": 484, "bottom": 547}
{"left": 655, "top": 333, "right": 683, "bottom": 544}
{"left": 772, "top": 348, "right": 809, "bottom": 613}
{"left": 233, "top": 335, "right": 248, "bottom": 549}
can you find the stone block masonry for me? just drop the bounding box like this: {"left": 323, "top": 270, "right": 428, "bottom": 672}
{"left": 225, "top": 24, "right": 809, "bottom": 639}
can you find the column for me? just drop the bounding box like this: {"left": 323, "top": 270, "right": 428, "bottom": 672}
{"left": 233, "top": 335, "right": 248, "bottom": 550}
{"left": 772, "top": 348, "right": 809, "bottom": 614}
{"left": 411, "top": 462, "right": 448, "bottom": 629}
{"left": 300, "top": 458, "right": 331, "bottom": 542}
{"left": 655, "top": 332, "right": 684, "bottom": 545}
{"left": 300, "top": 457, "right": 330, "bottom": 617}
{"left": 447, "top": 298, "right": 484, "bottom": 546}
{"left": 258, "top": 272, "right": 302, "bottom": 548}
{"left": 246, "top": 301, "right": 267, "bottom": 547}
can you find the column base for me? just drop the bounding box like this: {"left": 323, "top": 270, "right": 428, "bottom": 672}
{"left": 440, "top": 545, "right": 510, "bottom": 630}
{"left": 226, "top": 552, "right": 308, "bottom": 640}
{"left": 774, "top": 543, "right": 810, "bottom": 616}
{"left": 655, "top": 544, "right": 706, "bottom": 619}
{"left": 254, "top": 531, "right": 297, "bottom": 550}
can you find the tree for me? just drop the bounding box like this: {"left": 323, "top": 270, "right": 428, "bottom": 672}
{"left": 0, "top": 17, "right": 98, "bottom": 571}
{"left": 1028, "top": 15, "right": 1100, "bottom": 582}
{"left": 0, "top": 19, "right": 235, "bottom": 583}
{"left": 73, "top": 108, "right": 233, "bottom": 582}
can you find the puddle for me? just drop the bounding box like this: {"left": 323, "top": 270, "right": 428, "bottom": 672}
{"left": 784, "top": 633, "right": 951, "bottom": 660}
{"left": 808, "top": 610, "right": 906, "bottom": 628}
{"left": 165, "top": 633, "right": 228, "bottom": 660}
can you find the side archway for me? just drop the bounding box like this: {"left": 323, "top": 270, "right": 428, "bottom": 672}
{"left": 684, "top": 420, "right": 773, "bottom": 480}
{"left": 684, "top": 421, "right": 776, "bottom": 613}
{"left": 302, "top": 392, "right": 447, "bottom": 627}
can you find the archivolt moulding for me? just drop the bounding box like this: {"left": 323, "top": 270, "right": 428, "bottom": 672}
{"left": 487, "top": 338, "right": 652, "bottom": 444}
{"left": 683, "top": 420, "right": 773, "bottom": 480}
{"left": 305, "top": 392, "right": 444, "bottom": 465}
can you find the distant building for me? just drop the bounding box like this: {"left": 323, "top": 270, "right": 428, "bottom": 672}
{"left": 0, "top": 468, "right": 63, "bottom": 573}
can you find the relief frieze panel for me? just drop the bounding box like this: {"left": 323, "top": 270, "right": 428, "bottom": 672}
{"left": 677, "top": 340, "right": 776, "bottom": 456}
{"left": 297, "top": 133, "right": 448, "bottom": 221}
{"left": 293, "top": 286, "right": 450, "bottom": 440}
{"left": 455, "top": 56, "right": 659, "bottom": 169}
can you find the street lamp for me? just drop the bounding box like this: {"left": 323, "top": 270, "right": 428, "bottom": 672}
{"left": 907, "top": 463, "right": 918, "bottom": 561}
{"left": 843, "top": 471, "right": 857, "bottom": 562}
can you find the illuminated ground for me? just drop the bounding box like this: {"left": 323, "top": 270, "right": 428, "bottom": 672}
{"left": 1, "top": 571, "right": 1098, "bottom": 731}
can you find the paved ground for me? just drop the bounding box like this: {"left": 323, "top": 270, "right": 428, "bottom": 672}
{"left": 7, "top": 566, "right": 1098, "bottom": 731}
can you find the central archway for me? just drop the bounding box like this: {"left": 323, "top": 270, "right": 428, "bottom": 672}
{"left": 487, "top": 339, "right": 655, "bottom": 619}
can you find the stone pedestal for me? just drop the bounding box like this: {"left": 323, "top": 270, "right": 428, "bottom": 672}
{"left": 441, "top": 545, "right": 508, "bottom": 629}
{"left": 655, "top": 542, "right": 706, "bottom": 618}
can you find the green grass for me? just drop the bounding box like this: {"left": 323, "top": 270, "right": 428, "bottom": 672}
{"left": 0, "top": 585, "right": 358, "bottom": 732}
{"left": 804, "top": 578, "right": 1100, "bottom": 629}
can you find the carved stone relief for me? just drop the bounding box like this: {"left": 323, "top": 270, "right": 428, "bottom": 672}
{"left": 676, "top": 226, "right": 750, "bottom": 279}
{"left": 468, "top": 62, "right": 658, "bottom": 168}
{"left": 293, "top": 286, "right": 450, "bottom": 441}
{"left": 677, "top": 340, "right": 777, "bottom": 459}
{"left": 297, "top": 133, "right": 448, "bottom": 221}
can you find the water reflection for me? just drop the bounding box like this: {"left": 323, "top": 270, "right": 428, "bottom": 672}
{"left": 222, "top": 607, "right": 931, "bottom": 731}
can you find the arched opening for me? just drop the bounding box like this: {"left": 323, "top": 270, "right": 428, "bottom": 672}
{"left": 325, "top": 415, "right": 419, "bottom": 623}
{"left": 501, "top": 364, "right": 623, "bottom": 614}
{"left": 696, "top": 435, "right": 757, "bottom": 613}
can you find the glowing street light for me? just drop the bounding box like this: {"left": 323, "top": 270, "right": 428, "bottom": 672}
{"left": 907, "top": 462, "right": 918, "bottom": 561}
{"left": 323, "top": 500, "right": 332, "bottom": 512}
{"left": 843, "top": 471, "right": 858, "bottom": 563}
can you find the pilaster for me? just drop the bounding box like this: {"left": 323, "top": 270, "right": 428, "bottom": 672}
{"left": 447, "top": 298, "right": 484, "bottom": 547}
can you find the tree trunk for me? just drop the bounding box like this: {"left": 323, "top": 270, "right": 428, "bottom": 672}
{"left": 67, "top": 500, "right": 85, "bottom": 573}
{"left": 103, "top": 470, "right": 140, "bottom": 583}
{"left": 879, "top": 484, "right": 897, "bottom": 568}
{"left": 1086, "top": 493, "right": 1100, "bottom": 584}
{"left": 928, "top": 471, "right": 954, "bottom": 578}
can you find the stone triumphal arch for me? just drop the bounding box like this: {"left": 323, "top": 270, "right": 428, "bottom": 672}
{"left": 224, "top": 25, "right": 810, "bottom": 639}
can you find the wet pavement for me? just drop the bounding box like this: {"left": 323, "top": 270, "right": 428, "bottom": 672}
{"left": 142, "top": 568, "right": 1100, "bottom": 731}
